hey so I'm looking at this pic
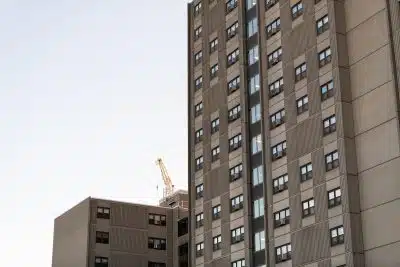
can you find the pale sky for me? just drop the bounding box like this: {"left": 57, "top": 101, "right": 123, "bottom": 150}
{"left": 0, "top": 1, "right": 189, "bottom": 265}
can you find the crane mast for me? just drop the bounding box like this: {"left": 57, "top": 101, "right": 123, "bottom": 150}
{"left": 155, "top": 158, "right": 174, "bottom": 198}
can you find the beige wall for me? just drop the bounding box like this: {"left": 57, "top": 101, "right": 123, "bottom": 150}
{"left": 52, "top": 198, "right": 90, "bottom": 267}
{"left": 345, "top": 0, "right": 400, "bottom": 266}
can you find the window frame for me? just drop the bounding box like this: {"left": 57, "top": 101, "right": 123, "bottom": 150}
{"left": 250, "top": 103, "right": 262, "bottom": 124}
{"left": 274, "top": 208, "right": 290, "bottom": 228}
{"left": 96, "top": 207, "right": 110, "bottom": 219}
{"left": 226, "top": 0, "right": 238, "bottom": 14}
{"left": 227, "top": 21, "right": 239, "bottom": 40}
{"left": 300, "top": 162, "right": 313, "bottom": 182}
{"left": 195, "top": 242, "right": 204, "bottom": 257}
{"left": 210, "top": 63, "right": 219, "bottom": 79}
{"left": 271, "top": 141, "right": 287, "bottom": 161}
{"left": 273, "top": 174, "right": 289, "bottom": 194}
{"left": 266, "top": 0, "right": 278, "bottom": 10}
{"left": 227, "top": 48, "right": 240, "bottom": 66}
{"left": 95, "top": 256, "right": 109, "bottom": 267}
{"left": 316, "top": 15, "right": 329, "bottom": 35}
{"left": 213, "top": 235, "right": 222, "bottom": 251}
{"left": 248, "top": 45, "right": 259, "bottom": 66}
{"left": 230, "top": 194, "right": 244, "bottom": 212}
{"left": 209, "top": 37, "right": 218, "bottom": 53}
{"left": 295, "top": 62, "right": 307, "bottom": 82}
{"left": 252, "top": 165, "right": 263, "bottom": 186}
{"left": 270, "top": 109, "right": 285, "bottom": 129}
{"left": 275, "top": 243, "right": 292, "bottom": 263}
{"left": 247, "top": 17, "right": 258, "bottom": 38}
{"left": 323, "top": 115, "right": 336, "bottom": 135}
{"left": 291, "top": 1, "right": 304, "bottom": 20}
{"left": 231, "top": 226, "right": 245, "bottom": 244}
{"left": 266, "top": 18, "right": 281, "bottom": 39}
{"left": 195, "top": 184, "right": 204, "bottom": 199}
{"left": 148, "top": 237, "right": 167, "bottom": 250}
{"left": 195, "top": 128, "right": 203, "bottom": 144}
{"left": 267, "top": 47, "right": 282, "bottom": 68}
{"left": 96, "top": 231, "right": 109, "bottom": 244}
{"left": 319, "top": 47, "right": 332, "bottom": 67}
{"left": 228, "top": 76, "right": 240, "bottom": 94}
{"left": 194, "top": 102, "right": 203, "bottom": 117}
{"left": 321, "top": 80, "right": 334, "bottom": 101}
{"left": 230, "top": 163, "right": 243, "bottom": 182}
{"left": 297, "top": 95, "right": 309, "bottom": 114}
{"left": 195, "top": 156, "right": 204, "bottom": 171}
{"left": 328, "top": 187, "right": 342, "bottom": 208}
{"left": 148, "top": 213, "right": 167, "bottom": 226}
{"left": 251, "top": 134, "right": 262, "bottom": 154}
{"left": 228, "top": 104, "right": 241, "bottom": 122}
{"left": 249, "top": 73, "right": 260, "bottom": 95}
{"left": 211, "top": 146, "right": 220, "bottom": 162}
{"left": 195, "top": 212, "right": 204, "bottom": 228}
{"left": 195, "top": 76, "right": 203, "bottom": 90}
{"left": 194, "top": 26, "right": 202, "bottom": 41}
{"left": 194, "top": 2, "right": 202, "bottom": 16}
{"left": 325, "top": 150, "right": 339, "bottom": 171}
{"left": 254, "top": 230, "right": 266, "bottom": 252}
{"left": 229, "top": 133, "right": 242, "bottom": 152}
{"left": 269, "top": 77, "right": 283, "bottom": 98}
{"left": 212, "top": 205, "right": 221, "bottom": 220}
{"left": 194, "top": 50, "right": 203, "bottom": 66}
{"left": 253, "top": 197, "right": 265, "bottom": 219}
{"left": 211, "top": 118, "right": 220, "bottom": 134}
{"left": 302, "top": 198, "right": 315, "bottom": 217}
{"left": 330, "top": 225, "right": 345, "bottom": 246}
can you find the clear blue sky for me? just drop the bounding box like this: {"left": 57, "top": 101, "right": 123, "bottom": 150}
{"left": 0, "top": 1, "right": 188, "bottom": 265}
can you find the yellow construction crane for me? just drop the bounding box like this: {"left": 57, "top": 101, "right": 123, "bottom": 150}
{"left": 155, "top": 158, "right": 174, "bottom": 198}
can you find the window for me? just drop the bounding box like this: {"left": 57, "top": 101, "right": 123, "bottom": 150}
{"left": 246, "top": 0, "right": 257, "bottom": 9}
{"left": 269, "top": 77, "right": 283, "bottom": 97}
{"left": 302, "top": 198, "right": 315, "bottom": 217}
{"left": 230, "top": 163, "right": 243, "bottom": 181}
{"left": 252, "top": 165, "right": 263, "bottom": 186}
{"left": 195, "top": 128, "right": 203, "bottom": 144}
{"left": 211, "top": 118, "right": 220, "bottom": 134}
{"left": 232, "top": 259, "right": 245, "bottom": 267}
{"left": 195, "top": 213, "right": 204, "bottom": 228}
{"left": 249, "top": 73, "right": 260, "bottom": 95}
{"left": 196, "top": 184, "right": 204, "bottom": 199}
{"left": 149, "top": 214, "right": 167, "bottom": 226}
{"left": 97, "top": 207, "right": 110, "bottom": 219}
{"left": 212, "top": 205, "right": 221, "bottom": 220}
{"left": 248, "top": 45, "right": 259, "bottom": 65}
{"left": 229, "top": 134, "right": 242, "bottom": 152}
{"left": 226, "top": 0, "right": 238, "bottom": 13}
{"left": 254, "top": 230, "right": 265, "bottom": 252}
{"left": 330, "top": 226, "right": 344, "bottom": 246}
{"left": 300, "top": 163, "right": 313, "bottom": 182}
{"left": 321, "top": 80, "right": 334, "bottom": 100}
{"left": 96, "top": 231, "right": 109, "bottom": 244}
{"left": 228, "top": 105, "right": 241, "bottom": 122}
{"left": 148, "top": 262, "right": 166, "bottom": 267}
{"left": 195, "top": 76, "right": 203, "bottom": 90}
{"left": 266, "top": 0, "right": 278, "bottom": 10}
{"left": 194, "top": 2, "right": 202, "bottom": 16}
{"left": 247, "top": 17, "right": 258, "bottom": 37}
{"left": 194, "top": 102, "right": 203, "bottom": 117}
{"left": 95, "top": 257, "right": 108, "bottom": 267}
{"left": 210, "top": 38, "right": 218, "bottom": 53}
{"left": 319, "top": 47, "right": 332, "bottom": 67}
{"left": 295, "top": 63, "right": 307, "bottom": 82}
{"left": 297, "top": 95, "right": 309, "bottom": 114}
{"left": 178, "top": 218, "right": 188, "bottom": 236}
{"left": 228, "top": 76, "right": 240, "bottom": 94}
{"left": 266, "top": 18, "right": 281, "bottom": 38}
{"left": 273, "top": 174, "right": 288, "bottom": 194}
{"left": 323, "top": 115, "right": 336, "bottom": 135}
{"left": 270, "top": 109, "right": 285, "bottom": 129}
{"left": 271, "top": 141, "right": 287, "bottom": 160}
{"left": 231, "top": 226, "right": 245, "bottom": 243}
{"left": 317, "top": 15, "right": 329, "bottom": 35}
{"left": 325, "top": 150, "right": 339, "bottom": 171}
{"left": 328, "top": 188, "right": 342, "bottom": 208}
{"left": 253, "top": 197, "right": 264, "bottom": 218}
{"left": 210, "top": 63, "right": 219, "bottom": 79}
{"left": 212, "top": 146, "right": 220, "bottom": 162}
{"left": 213, "top": 235, "right": 222, "bottom": 251}
{"left": 275, "top": 243, "right": 292, "bottom": 263}
{"left": 251, "top": 134, "right": 262, "bottom": 154}
{"left": 227, "top": 48, "right": 240, "bottom": 66}
{"left": 274, "top": 208, "right": 290, "bottom": 228}
{"left": 231, "top": 194, "right": 244, "bottom": 212}
{"left": 194, "top": 50, "right": 202, "bottom": 65}
{"left": 196, "top": 242, "right": 204, "bottom": 257}
{"left": 291, "top": 1, "right": 303, "bottom": 20}
{"left": 227, "top": 21, "right": 239, "bottom": 40}
{"left": 195, "top": 156, "right": 203, "bottom": 171}
{"left": 194, "top": 26, "right": 202, "bottom": 40}
{"left": 267, "top": 47, "right": 282, "bottom": 68}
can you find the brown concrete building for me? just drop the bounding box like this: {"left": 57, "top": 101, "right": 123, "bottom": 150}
{"left": 51, "top": 190, "right": 189, "bottom": 267}
{"left": 187, "top": 0, "right": 400, "bottom": 267}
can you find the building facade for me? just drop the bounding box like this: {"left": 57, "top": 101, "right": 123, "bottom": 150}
{"left": 187, "top": 0, "right": 400, "bottom": 267}
{"left": 51, "top": 191, "right": 189, "bottom": 267}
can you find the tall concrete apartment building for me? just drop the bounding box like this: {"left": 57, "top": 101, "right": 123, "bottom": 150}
{"left": 51, "top": 190, "right": 189, "bottom": 267}
{"left": 187, "top": 0, "right": 400, "bottom": 267}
